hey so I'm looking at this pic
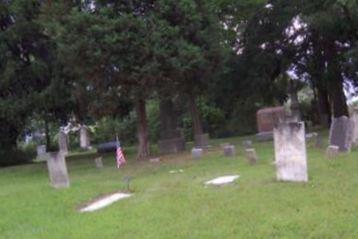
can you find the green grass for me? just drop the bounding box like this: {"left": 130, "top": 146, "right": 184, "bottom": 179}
{"left": 1, "top": 135, "right": 358, "bottom": 238}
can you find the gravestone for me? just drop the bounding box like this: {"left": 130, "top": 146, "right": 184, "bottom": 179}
{"left": 256, "top": 106, "right": 286, "bottom": 141}
{"left": 352, "top": 108, "right": 358, "bottom": 146}
{"left": 97, "top": 141, "right": 117, "bottom": 153}
{"left": 326, "top": 145, "right": 339, "bottom": 159}
{"left": 194, "top": 133, "right": 209, "bottom": 148}
{"left": 46, "top": 152, "right": 70, "bottom": 188}
{"left": 58, "top": 130, "right": 69, "bottom": 155}
{"left": 274, "top": 122, "right": 308, "bottom": 182}
{"left": 329, "top": 116, "right": 354, "bottom": 152}
{"left": 242, "top": 140, "right": 253, "bottom": 149}
{"left": 192, "top": 148, "right": 203, "bottom": 159}
{"left": 94, "top": 156, "right": 103, "bottom": 168}
{"left": 79, "top": 125, "right": 91, "bottom": 150}
{"left": 36, "top": 145, "right": 47, "bottom": 156}
{"left": 223, "top": 145, "right": 236, "bottom": 157}
{"left": 245, "top": 148, "right": 258, "bottom": 165}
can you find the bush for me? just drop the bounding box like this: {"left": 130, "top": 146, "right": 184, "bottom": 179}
{"left": 0, "top": 147, "right": 35, "bottom": 167}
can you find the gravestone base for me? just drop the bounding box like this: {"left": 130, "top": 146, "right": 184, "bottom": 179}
{"left": 194, "top": 133, "right": 209, "bottom": 148}
{"left": 192, "top": 148, "right": 203, "bottom": 159}
{"left": 47, "top": 152, "right": 70, "bottom": 188}
{"left": 274, "top": 122, "right": 308, "bottom": 182}
{"left": 256, "top": 132, "right": 273, "bottom": 141}
{"left": 158, "top": 137, "right": 186, "bottom": 155}
{"left": 245, "top": 148, "right": 258, "bottom": 165}
{"left": 223, "top": 145, "right": 236, "bottom": 157}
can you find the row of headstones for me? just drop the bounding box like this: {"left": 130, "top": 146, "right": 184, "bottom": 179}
{"left": 191, "top": 142, "right": 258, "bottom": 165}
{"left": 38, "top": 125, "right": 91, "bottom": 158}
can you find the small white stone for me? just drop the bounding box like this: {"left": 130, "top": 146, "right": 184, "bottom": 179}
{"left": 205, "top": 175, "right": 240, "bottom": 186}
{"left": 80, "top": 193, "right": 132, "bottom": 212}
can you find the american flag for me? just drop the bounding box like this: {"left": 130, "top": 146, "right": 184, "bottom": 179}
{"left": 116, "top": 142, "right": 126, "bottom": 168}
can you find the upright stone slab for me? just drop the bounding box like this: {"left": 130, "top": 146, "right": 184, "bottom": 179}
{"left": 94, "top": 156, "right": 103, "bottom": 168}
{"left": 256, "top": 106, "right": 286, "bottom": 141}
{"left": 274, "top": 122, "right": 308, "bottom": 182}
{"left": 242, "top": 140, "right": 253, "bottom": 149}
{"left": 79, "top": 125, "right": 91, "bottom": 150}
{"left": 192, "top": 148, "right": 203, "bottom": 159}
{"left": 223, "top": 145, "right": 236, "bottom": 157}
{"left": 245, "top": 148, "right": 258, "bottom": 165}
{"left": 326, "top": 145, "right": 339, "bottom": 159}
{"left": 158, "top": 137, "right": 186, "bottom": 154}
{"left": 58, "top": 130, "right": 69, "bottom": 155}
{"left": 47, "top": 152, "right": 70, "bottom": 188}
{"left": 329, "top": 116, "right": 354, "bottom": 152}
{"left": 352, "top": 108, "right": 358, "bottom": 146}
{"left": 194, "top": 133, "right": 209, "bottom": 148}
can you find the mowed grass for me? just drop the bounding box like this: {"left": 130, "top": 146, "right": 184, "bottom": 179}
{"left": 1, "top": 135, "right": 358, "bottom": 238}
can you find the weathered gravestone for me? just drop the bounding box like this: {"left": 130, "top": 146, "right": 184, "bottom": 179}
{"left": 79, "top": 125, "right": 91, "bottom": 150}
{"left": 274, "top": 122, "right": 308, "bottom": 182}
{"left": 326, "top": 145, "right": 339, "bottom": 159}
{"left": 192, "top": 148, "right": 203, "bottom": 159}
{"left": 194, "top": 133, "right": 209, "bottom": 148}
{"left": 256, "top": 106, "right": 286, "bottom": 141}
{"left": 352, "top": 108, "right": 358, "bottom": 146}
{"left": 94, "top": 156, "right": 103, "bottom": 169}
{"left": 36, "top": 145, "right": 47, "bottom": 156}
{"left": 158, "top": 135, "right": 185, "bottom": 155}
{"left": 58, "top": 130, "right": 69, "bottom": 155}
{"left": 242, "top": 140, "right": 253, "bottom": 149}
{"left": 245, "top": 148, "right": 258, "bottom": 165}
{"left": 223, "top": 145, "right": 236, "bottom": 157}
{"left": 46, "top": 152, "right": 70, "bottom": 188}
{"left": 329, "top": 116, "right": 354, "bottom": 152}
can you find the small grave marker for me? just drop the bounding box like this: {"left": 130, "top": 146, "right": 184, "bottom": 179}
{"left": 326, "top": 145, "right": 339, "bottom": 159}
{"left": 192, "top": 148, "right": 203, "bottom": 159}
{"left": 223, "top": 145, "right": 236, "bottom": 157}
{"left": 245, "top": 148, "right": 258, "bottom": 165}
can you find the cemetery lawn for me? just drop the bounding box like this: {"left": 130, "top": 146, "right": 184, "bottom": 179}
{"left": 1, "top": 134, "right": 358, "bottom": 238}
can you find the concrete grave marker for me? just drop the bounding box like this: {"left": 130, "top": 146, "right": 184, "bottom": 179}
{"left": 205, "top": 175, "right": 240, "bottom": 186}
{"left": 242, "top": 140, "right": 253, "bottom": 149}
{"left": 352, "top": 108, "right": 358, "bottom": 146}
{"left": 192, "top": 148, "right": 203, "bottom": 159}
{"left": 326, "top": 145, "right": 339, "bottom": 159}
{"left": 58, "top": 129, "right": 69, "bottom": 155}
{"left": 329, "top": 116, "right": 354, "bottom": 152}
{"left": 245, "top": 148, "right": 258, "bottom": 165}
{"left": 274, "top": 122, "right": 308, "bottom": 182}
{"left": 47, "top": 152, "right": 70, "bottom": 188}
{"left": 223, "top": 145, "right": 236, "bottom": 157}
{"left": 94, "top": 156, "right": 103, "bottom": 168}
{"left": 79, "top": 125, "right": 91, "bottom": 150}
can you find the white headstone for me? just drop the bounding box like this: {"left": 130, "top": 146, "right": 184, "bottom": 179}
{"left": 274, "top": 122, "right": 308, "bottom": 182}
{"left": 47, "top": 152, "right": 70, "bottom": 188}
{"left": 94, "top": 156, "right": 103, "bottom": 168}
{"left": 79, "top": 125, "right": 91, "bottom": 150}
{"left": 352, "top": 108, "right": 358, "bottom": 146}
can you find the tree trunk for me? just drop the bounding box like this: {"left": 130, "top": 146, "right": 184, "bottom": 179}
{"left": 188, "top": 95, "right": 203, "bottom": 136}
{"left": 316, "top": 86, "right": 331, "bottom": 127}
{"left": 135, "top": 98, "right": 150, "bottom": 160}
{"left": 44, "top": 118, "right": 51, "bottom": 150}
{"left": 330, "top": 79, "right": 349, "bottom": 118}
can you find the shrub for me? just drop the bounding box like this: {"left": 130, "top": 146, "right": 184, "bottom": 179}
{"left": 0, "top": 147, "right": 35, "bottom": 167}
